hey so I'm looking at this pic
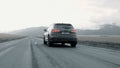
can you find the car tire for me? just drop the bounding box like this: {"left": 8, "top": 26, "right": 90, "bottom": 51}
{"left": 47, "top": 37, "right": 52, "bottom": 47}
{"left": 71, "top": 43, "right": 76, "bottom": 47}
{"left": 43, "top": 37, "right": 47, "bottom": 45}
{"left": 48, "top": 40, "right": 52, "bottom": 47}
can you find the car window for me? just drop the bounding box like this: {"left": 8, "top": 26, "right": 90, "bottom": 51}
{"left": 54, "top": 24, "right": 73, "bottom": 29}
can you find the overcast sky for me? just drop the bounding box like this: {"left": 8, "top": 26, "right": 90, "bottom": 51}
{"left": 0, "top": 0, "right": 120, "bottom": 32}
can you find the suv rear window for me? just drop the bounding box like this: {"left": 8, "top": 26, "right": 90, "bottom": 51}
{"left": 54, "top": 24, "right": 73, "bottom": 29}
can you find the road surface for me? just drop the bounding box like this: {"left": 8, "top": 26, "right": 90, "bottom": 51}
{"left": 0, "top": 37, "right": 120, "bottom": 68}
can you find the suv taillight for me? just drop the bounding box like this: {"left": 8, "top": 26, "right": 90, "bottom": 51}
{"left": 71, "top": 29, "right": 76, "bottom": 33}
{"left": 51, "top": 29, "right": 60, "bottom": 33}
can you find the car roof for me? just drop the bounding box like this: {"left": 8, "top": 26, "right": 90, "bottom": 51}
{"left": 54, "top": 23, "right": 72, "bottom": 25}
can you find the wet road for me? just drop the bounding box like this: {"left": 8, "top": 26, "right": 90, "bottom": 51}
{"left": 0, "top": 37, "right": 120, "bottom": 68}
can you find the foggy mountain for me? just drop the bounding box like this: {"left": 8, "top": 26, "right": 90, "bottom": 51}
{"left": 12, "top": 26, "right": 47, "bottom": 37}
{"left": 77, "top": 24, "right": 120, "bottom": 35}
{"left": 12, "top": 24, "right": 120, "bottom": 36}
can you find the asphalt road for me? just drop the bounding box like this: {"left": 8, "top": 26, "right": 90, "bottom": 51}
{"left": 0, "top": 37, "right": 120, "bottom": 68}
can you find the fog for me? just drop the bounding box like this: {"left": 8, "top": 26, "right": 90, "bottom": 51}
{"left": 77, "top": 24, "right": 120, "bottom": 35}
{"left": 0, "top": 0, "right": 120, "bottom": 32}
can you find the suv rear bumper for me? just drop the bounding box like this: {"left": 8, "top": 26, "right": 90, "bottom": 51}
{"left": 49, "top": 36, "right": 77, "bottom": 43}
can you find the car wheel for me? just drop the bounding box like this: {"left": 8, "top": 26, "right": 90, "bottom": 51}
{"left": 43, "top": 37, "right": 47, "bottom": 45}
{"left": 47, "top": 37, "right": 52, "bottom": 47}
{"left": 71, "top": 43, "right": 76, "bottom": 47}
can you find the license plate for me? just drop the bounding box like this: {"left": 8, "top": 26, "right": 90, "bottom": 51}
{"left": 62, "top": 32, "right": 70, "bottom": 34}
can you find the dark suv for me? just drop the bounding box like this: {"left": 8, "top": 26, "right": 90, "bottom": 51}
{"left": 43, "top": 23, "right": 77, "bottom": 47}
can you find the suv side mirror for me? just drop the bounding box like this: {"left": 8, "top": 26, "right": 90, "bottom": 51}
{"left": 44, "top": 29, "right": 47, "bottom": 32}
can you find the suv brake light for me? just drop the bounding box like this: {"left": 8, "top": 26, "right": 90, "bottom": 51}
{"left": 51, "top": 29, "right": 60, "bottom": 33}
{"left": 71, "top": 29, "right": 76, "bottom": 33}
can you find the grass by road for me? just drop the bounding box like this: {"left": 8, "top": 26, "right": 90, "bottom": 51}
{"left": 78, "top": 35, "right": 120, "bottom": 50}
{"left": 0, "top": 33, "right": 26, "bottom": 43}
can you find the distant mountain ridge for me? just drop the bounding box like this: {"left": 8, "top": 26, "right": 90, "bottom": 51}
{"left": 77, "top": 24, "right": 120, "bottom": 35}
{"left": 12, "top": 26, "right": 47, "bottom": 36}
{"left": 11, "top": 24, "right": 120, "bottom": 36}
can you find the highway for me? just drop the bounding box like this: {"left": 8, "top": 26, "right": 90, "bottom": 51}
{"left": 0, "top": 37, "right": 120, "bottom": 68}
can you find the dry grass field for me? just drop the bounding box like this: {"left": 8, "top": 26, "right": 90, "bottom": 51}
{"left": 78, "top": 35, "right": 120, "bottom": 49}
{"left": 78, "top": 35, "right": 120, "bottom": 44}
{"left": 0, "top": 33, "right": 25, "bottom": 42}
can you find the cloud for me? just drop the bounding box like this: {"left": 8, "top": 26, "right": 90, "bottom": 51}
{"left": 93, "top": 11, "right": 120, "bottom": 25}
{"left": 0, "top": 0, "right": 120, "bottom": 32}
{"left": 94, "top": 0, "right": 120, "bottom": 9}
{"left": 87, "top": 0, "right": 120, "bottom": 25}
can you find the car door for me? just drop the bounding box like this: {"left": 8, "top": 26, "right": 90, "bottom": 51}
{"left": 44, "top": 24, "right": 53, "bottom": 41}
